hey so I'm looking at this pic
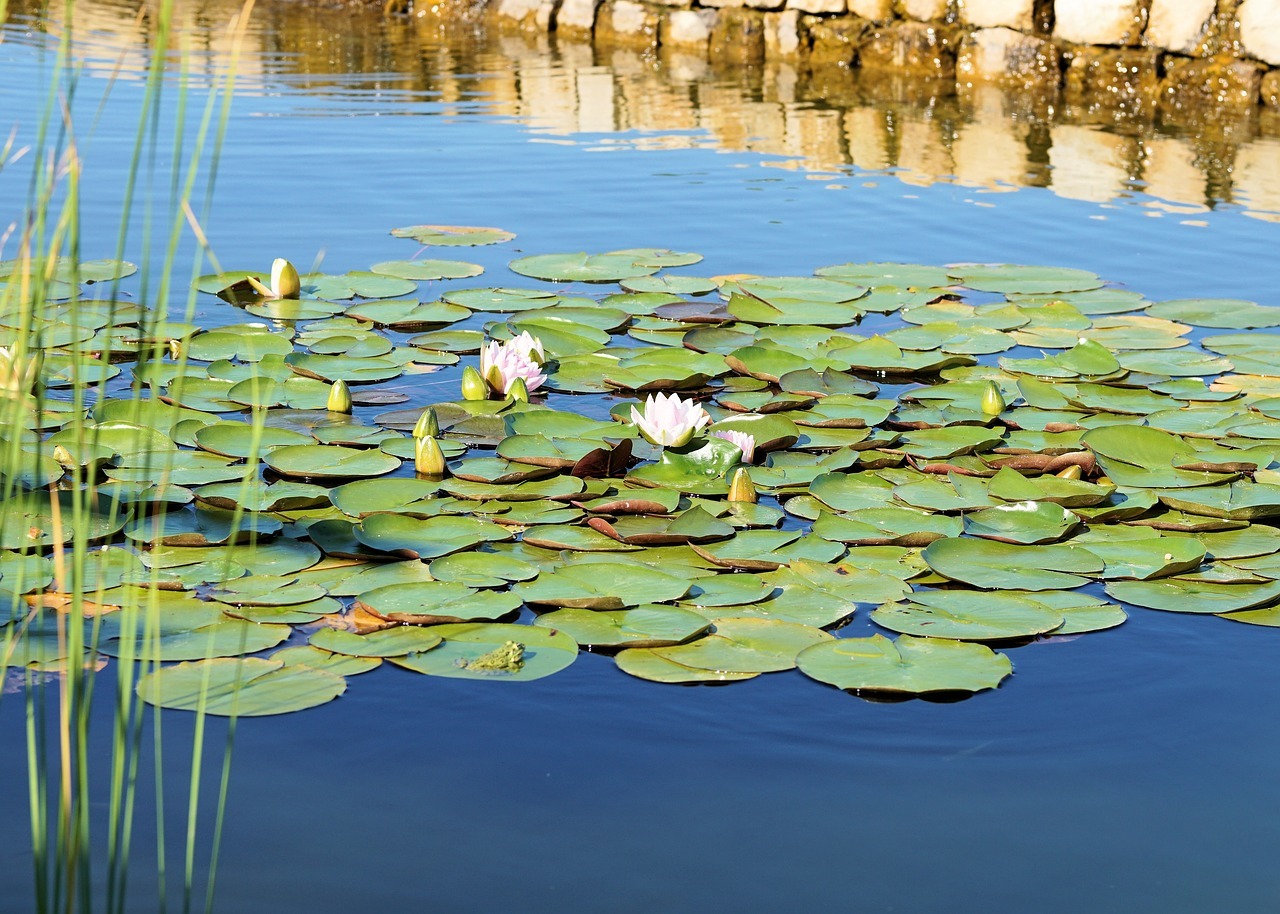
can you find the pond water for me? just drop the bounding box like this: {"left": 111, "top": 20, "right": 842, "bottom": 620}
{"left": 2, "top": 1, "right": 1280, "bottom": 911}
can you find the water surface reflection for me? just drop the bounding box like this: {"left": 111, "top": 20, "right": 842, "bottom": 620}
{"left": 6, "top": 0, "right": 1279, "bottom": 222}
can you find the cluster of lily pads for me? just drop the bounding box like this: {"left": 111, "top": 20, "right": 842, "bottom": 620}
{"left": 2, "top": 225, "right": 1280, "bottom": 716}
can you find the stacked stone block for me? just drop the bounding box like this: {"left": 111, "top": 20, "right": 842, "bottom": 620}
{"left": 490, "top": 0, "right": 1280, "bottom": 112}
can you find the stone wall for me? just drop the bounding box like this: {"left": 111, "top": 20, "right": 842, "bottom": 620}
{"left": 490, "top": 0, "right": 1280, "bottom": 113}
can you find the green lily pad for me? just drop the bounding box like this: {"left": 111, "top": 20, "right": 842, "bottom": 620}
{"left": 370, "top": 259, "right": 483, "bottom": 281}
{"left": 632, "top": 617, "right": 832, "bottom": 675}
{"left": 270, "top": 645, "right": 382, "bottom": 676}
{"left": 1105, "top": 577, "right": 1280, "bottom": 614}
{"left": 509, "top": 251, "right": 660, "bottom": 283}
{"left": 391, "top": 225, "right": 515, "bottom": 246}
{"left": 872, "top": 590, "right": 1065, "bottom": 640}
{"left": 387, "top": 622, "right": 577, "bottom": 681}
{"left": 514, "top": 561, "right": 691, "bottom": 608}
{"left": 797, "top": 634, "right": 1012, "bottom": 694}
{"left": 923, "top": 537, "right": 1103, "bottom": 590}
{"left": 136, "top": 658, "right": 345, "bottom": 717}
{"left": 353, "top": 513, "right": 512, "bottom": 559}
{"left": 264, "top": 445, "right": 400, "bottom": 480}
{"left": 533, "top": 605, "right": 710, "bottom": 649}
{"left": 309, "top": 627, "right": 444, "bottom": 658}
{"left": 356, "top": 581, "right": 522, "bottom": 623}
{"left": 962, "top": 501, "right": 1080, "bottom": 544}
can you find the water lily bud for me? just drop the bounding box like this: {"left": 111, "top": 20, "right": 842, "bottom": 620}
{"left": 327, "top": 379, "right": 352, "bottom": 413}
{"left": 1096, "top": 475, "right": 1115, "bottom": 488}
{"left": 980, "top": 381, "right": 1005, "bottom": 417}
{"left": 727, "top": 467, "right": 757, "bottom": 503}
{"left": 413, "top": 407, "right": 440, "bottom": 440}
{"left": 508, "top": 376, "right": 529, "bottom": 403}
{"left": 461, "top": 365, "right": 487, "bottom": 401}
{"left": 248, "top": 258, "right": 302, "bottom": 300}
{"left": 483, "top": 363, "right": 504, "bottom": 398}
{"left": 1055, "top": 464, "right": 1083, "bottom": 480}
{"left": 272, "top": 258, "right": 301, "bottom": 299}
{"left": 52, "top": 444, "right": 75, "bottom": 466}
{"left": 0, "top": 346, "right": 37, "bottom": 397}
{"left": 168, "top": 339, "right": 182, "bottom": 360}
{"left": 414, "top": 435, "right": 447, "bottom": 477}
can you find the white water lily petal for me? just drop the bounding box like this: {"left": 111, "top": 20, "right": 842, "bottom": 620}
{"left": 631, "top": 392, "right": 710, "bottom": 448}
{"left": 710, "top": 429, "right": 756, "bottom": 463}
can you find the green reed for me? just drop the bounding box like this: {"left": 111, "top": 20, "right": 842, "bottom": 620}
{"left": 1, "top": 0, "right": 258, "bottom": 910}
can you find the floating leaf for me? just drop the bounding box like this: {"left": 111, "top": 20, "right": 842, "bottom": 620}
{"left": 387, "top": 623, "right": 577, "bottom": 681}
{"left": 533, "top": 606, "right": 710, "bottom": 649}
{"left": 136, "top": 658, "right": 345, "bottom": 716}
{"left": 923, "top": 538, "right": 1103, "bottom": 591}
{"left": 797, "top": 634, "right": 1012, "bottom": 694}
{"left": 390, "top": 225, "right": 515, "bottom": 246}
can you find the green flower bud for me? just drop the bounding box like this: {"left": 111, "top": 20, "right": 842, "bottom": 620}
{"left": 727, "top": 467, "right": 757, "bottom": 503}
{"left": 461, "top": 365, "right": 487, "bottom": 401}
{"left": 980, "top": 381, "right": 1006, "bottom": 417}
{"left": 413, "top": 407, "right": 440, "bottom": 440}
{"left": 508, "top": 376, "right": 529, "bottom": 403}
{"left": 327, "top": 379, "right": 352, "bottom": 414}
{"left": 414, "top": 436, "right": 448, "bottom": 477}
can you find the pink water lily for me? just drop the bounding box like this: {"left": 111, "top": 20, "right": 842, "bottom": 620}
{"left": 480, "top": 339, "right": 546, "bottom": 396}
{"left": 710, "top": 428, "right": 756, "bottom": 464}
{"left": 630, "top": 392, "right": 711, "bottom": 448}
{"left": 506, "top": 330, "right": 546, "bottom": 366}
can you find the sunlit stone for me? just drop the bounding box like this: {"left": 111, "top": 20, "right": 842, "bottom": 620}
{"left": 1145, "top": 0, "right": 1214, "bottom": 54}
{"left": 1239, "top": 0, "right": 1280, "bottom": 66}
{"left": 958, "top": 0, "right": 1036, "bottom": 31}
{"left": 1053, "top": 0, "right": 1145, "bottom": 45}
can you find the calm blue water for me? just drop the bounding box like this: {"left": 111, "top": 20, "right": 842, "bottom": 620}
{"left": 2, "top": 4, "right": 1279, "bottom": 912}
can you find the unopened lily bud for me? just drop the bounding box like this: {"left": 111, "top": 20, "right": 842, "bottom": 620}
{"left": 483, "top": 363, "right": 504, "bottom": 398}
{"left": 461, "top": 365, "right": 487, "bottom": 401}
{"left": 247, "top": 258, "right": 301, "bottom": 300}
{"left": 507, "top": 376, "right": 529, "bottom": 403}
{"left": 1096, "top": 475, "right": 1114, "bottom": 487}
{"left": 52, "top": 444, "right": 75, "bottom": 466}
{"left": 980, "top": 381, "right": 1005, "bottom": 417}
{"left": 168, "top": 339, "right": 182, "bottom": 360}
{"left": 414, "top": 435, "right": 447, "bottom": 477}
{"left": 327, "top": 379, "right": 352, "bottom": 413}
{"left": 1055, "top": 464, "right": 1083, "bottom": 480}
{"left": 727, "top": 467, "right": 757, "bottom": 503}
{"left": 272, "top": 258, "right": 301, "bottom": 299}
{"left": 413, "top": 407, "right": 440, "bottom": 440}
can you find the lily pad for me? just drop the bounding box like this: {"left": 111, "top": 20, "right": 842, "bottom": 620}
{"left": 387, "top": 622, "right": 577, "bottom": 681}
{"left": 532, "top": 606, "right": 710, "bottom": 649}
{"left": 797, "top": 634, "right": 1012, "bottom": 694}
{"left": 136, "top": 658, "right": 345, "bottom": 716}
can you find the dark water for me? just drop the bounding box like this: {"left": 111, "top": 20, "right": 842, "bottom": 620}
{"left": 1, "top": 2, "right": 1279, "bottom": 911}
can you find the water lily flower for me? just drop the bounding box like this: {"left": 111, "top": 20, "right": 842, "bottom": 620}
{"left": 506, "top": 330, "right": 546, "bottom": 366}
{"left": 630, "top": 392, "right": 710, "bottom": 448}
{"left": 247, "top": 258, "right": 301, "bottom": 300}
{"left": 479, "top": 339, "right": 546, "bottom": 397}
{"left": 710, "top": 428, "right": 756, "bottom": 464}
{"left": 0, "top": 346, "right": 38, "bottom": 397}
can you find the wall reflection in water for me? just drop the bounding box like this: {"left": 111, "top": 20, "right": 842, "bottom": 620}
{"left": 6, "top": 0, "right": 1279, "bottom": 222}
